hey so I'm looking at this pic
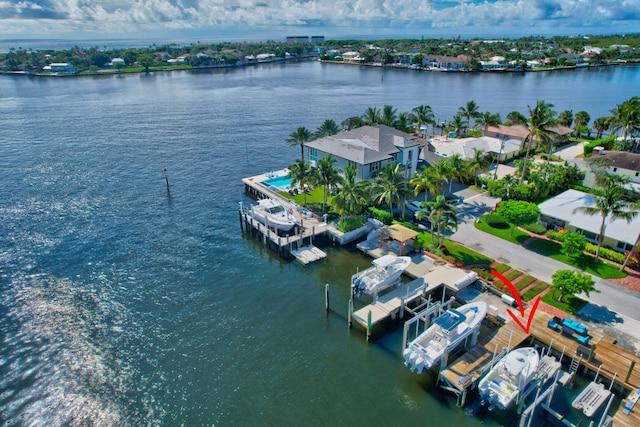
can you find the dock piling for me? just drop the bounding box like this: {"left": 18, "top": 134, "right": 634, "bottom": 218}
{"left": 325, "top": 284, "right": 330, "bottom": 313}
{"left": 367, "top": 310, "right": 372, "bottom": 341}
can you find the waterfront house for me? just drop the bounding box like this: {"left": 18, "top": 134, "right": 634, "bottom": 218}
{"left": 429, "top": 136, "right": 520, "bottom": 161}
{"left": 304, "top": 125, "right": 421, "bottom": 181}
{"left": 42, "top": 63, "right": 74, "bottom": 73}
{"left": 422, "top": 55, "right": 468, "bottom": 71}
{"left": 583, "top": 149, "right": 640, "bottom": 195}
{"left": 484, "top": 124, "right": 573, "bottom": 150}
{"left": 538, "top": 189, "right": 640, "bottom": 253}
{"left": 342, "top": 51, "right": 364, "bottom": 63}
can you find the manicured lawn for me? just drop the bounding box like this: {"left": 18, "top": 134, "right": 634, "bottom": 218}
{"left": 444, "top": 240, "right": 494, "bottom": 266}
{"left": 526, "top": 239, "right": 627, "bottom": 279}
{"left": 505, "top": 269, "right": 524, "bottom": 281}
{"left": 492, "top": 263, "right": 511, "bottom": 274}
{"left": 514, "top": 275, "right": 537, "bottom": 291}
{"left": 541, "top": 291, "right": 588, "bottom": 315}
{"left": 475, "top": 215, "right": 532, "bottom": 245}
{"left": 522, "top": 282, "right": 549, "bottom": 301}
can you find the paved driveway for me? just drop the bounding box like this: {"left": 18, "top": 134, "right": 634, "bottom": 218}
{"left": 451, "top": 191, "right": 640, "bottom": 354}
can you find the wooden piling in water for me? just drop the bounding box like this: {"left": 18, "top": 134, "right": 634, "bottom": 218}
{"left": 325, "top": 284, "right": 330, "bottom": 313}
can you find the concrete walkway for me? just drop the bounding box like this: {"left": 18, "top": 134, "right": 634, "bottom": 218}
{"left": 450, "top": 191, "right": 640, "bottom": 354}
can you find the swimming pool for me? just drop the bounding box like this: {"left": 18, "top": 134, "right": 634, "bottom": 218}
{"left": 263, "top": 176, "right": 293, "bottom": 191}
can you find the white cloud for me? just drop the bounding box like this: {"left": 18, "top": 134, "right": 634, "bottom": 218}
{"left": 1, "top": 0, "right": 639, "bottom": 40}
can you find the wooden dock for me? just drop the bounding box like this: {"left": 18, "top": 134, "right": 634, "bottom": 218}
{"left": 351, "top": 277, "right": 433, "bottom": 330}
{"left": 438, "top": 308, "right": 640, "bottom": 411}
{"left": 241, "top": 172, "right": 329, "bottom": 260}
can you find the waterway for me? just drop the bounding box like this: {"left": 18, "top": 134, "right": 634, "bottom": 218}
{"left": 1, "top": 61, "right": 638, "bottom": 426}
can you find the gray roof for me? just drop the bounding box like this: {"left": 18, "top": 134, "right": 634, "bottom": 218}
{"left": 305, "top": 124, "right": 419, "bottom": 165}
{"left": 539, "top": 189, "right": 640, "bottom": 245}
{"left": 586, "top": 151, "right": 640, "bottom": 172}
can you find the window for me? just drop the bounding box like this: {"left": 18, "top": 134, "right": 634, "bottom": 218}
{"left": 369, "top": 161, "right": 381, "bottom": 173}
{"left": 613, "top": 167, "right": 617, "bottom": 172}
{"left": 309, "top": 148, "right": 318, "bottom": 162}
{"left": 635, "top": 172, "right": 639, "bottom": 177}
{"left": 348, "top": 160, "right": 357, "bottom": 168}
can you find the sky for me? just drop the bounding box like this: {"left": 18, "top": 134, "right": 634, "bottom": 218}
{"left": 1, "top": 0, "right": 639, "bottom": 45}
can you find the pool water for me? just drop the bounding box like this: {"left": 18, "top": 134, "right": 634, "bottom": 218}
{"left": 263, "top": 175, "right": 293, "bottom": 191}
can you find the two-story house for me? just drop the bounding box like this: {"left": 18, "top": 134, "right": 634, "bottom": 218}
{"left": 304, "top": 125, "right": 422, "bottom": 181}
{"left": 584, "top": 149, "right": 640, "bottom": 195}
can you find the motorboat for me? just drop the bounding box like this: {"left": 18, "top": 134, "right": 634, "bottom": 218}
{"left": 403, "top": 301, "right": 487, "bottom": 373}
{"left": 478, "top": 347, "right": 540, "bottom": 410}
{"left": 250, "top": 198, "right": 296, "bottom": 232}
{"left": 352, "top": 255, "right": 411, "bottom": 297}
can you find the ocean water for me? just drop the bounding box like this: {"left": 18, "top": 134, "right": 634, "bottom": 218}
{"left": 1, "top": 61, "right": 638, "bottom": 426}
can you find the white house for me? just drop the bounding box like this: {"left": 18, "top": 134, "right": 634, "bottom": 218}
{"left": 584, "top": 150, "right": 640, "bottom": 194}
{"left": 43, "top": 63, "right": 75, "bottom": 73}
{"left": 428, "top": 136, "right": 520, "bottom": 161}
{"left": 538, "top": 189, "right": 640, "bottom": 253}
{"left": 304, "top": 125, "right": 422, "bottom": 181}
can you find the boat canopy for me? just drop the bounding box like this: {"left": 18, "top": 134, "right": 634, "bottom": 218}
{"left": 435, "top": 309, "right": 466, "bottom": 332}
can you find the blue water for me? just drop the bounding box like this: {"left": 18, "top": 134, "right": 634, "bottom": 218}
{"left": 1, "top": 61, "right": 637, "bottom": 426}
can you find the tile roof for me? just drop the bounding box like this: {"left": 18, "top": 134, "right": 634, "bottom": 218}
{"left": 586, "top": 151, "right": 640, "bottom": 172}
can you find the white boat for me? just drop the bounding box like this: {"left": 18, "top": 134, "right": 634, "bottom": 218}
{"left": 478, "top": 347, "right": 540, "bottom": 410}
{"left": 352, "top": 255, "right": 412, "bottom": 297}
{"left": 251, "top": 198, "right": 296, "bottom": 232}
{"left": 403, "top": 301, "right": 487, "bottom": 373}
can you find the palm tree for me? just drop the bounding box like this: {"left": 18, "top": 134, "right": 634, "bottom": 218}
{"left": 506, "top": 111, "right": 527, "bottom": 126}
{"left": 372, "top": 163, "right": 407, "bottom": 216}
{"left": 593, "top": 116, "right": 612, "bottom": 139}
{"left": 287, "top": 126, "right": 313, "bottom": 160}
{"left": 573, "top": 172, "right": 635, "bottom": 263}
{"left": 287, "top": 158, "right": 313, "bottom": 205}
{"left": 416, "top": 195, "right": 458, "bottom": 248}
{"left": 361, "top": 107, "right": 381, "bottom": 126}
{"left": 475, "top": 112, "right": 502, "bottom": 131}
{"left": 447, "top": 115, "right": 466, "bottom": 137}
{"left": 332, "top": 165, "right": 371, "bottom": 216}
{"left": 446, "top": 153, "right": 469, "bottom": 191}
{"left": 520, "top": 100, "right": 558, "bottom": 181}
{"left": 558, "top": 110, "right": 573, "bottom": 128}
{"left": 466, "top": 148, "right": 492, "bottom": 186}
{"left": 410, "top": 105, "right": 436, "bottom": 135}
{"left": 458, "top": 100, "right": 481, "bottom": 130}
{"left": 315, "top": 119, "right": 340, "bottom": 138}
{"left": 410, "top": 164, "right": 443, "bottom": 202}
{"left": 395, "top": 112, "right": 412, "bottom": 133}
{"left": 433, "top": 158, "right": 452, "bottom": 195}
{"left": 609, "top": 97, "right": 640, "bottom": 149}
{"left": 381, "top": 105, "right": 398, "bottom": 127}
{"left": 311, "top": 155, "right": 341, "bottom": 214}
{"left": 574, "top": 110, "right": 591, "bottom": 138}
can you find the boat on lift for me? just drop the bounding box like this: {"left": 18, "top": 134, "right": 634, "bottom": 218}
{"left": 250, "top": 198, "right": 296, "bottom": 232}
{"left": 352, "top": 255, "right": 411, "bottom": 297}
{"left": 403, "top": 301, "right": 487, "bottom": 373}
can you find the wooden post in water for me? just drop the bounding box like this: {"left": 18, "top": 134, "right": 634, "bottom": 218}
{"left": 399, "top": 298, "right": 405, "bottom": 321}
{"left": 367, "top": 310, "right": 372, "bottom": 341}
{"left": 162, "top": 168, "right": 170, "bottom": 192}
{"left": 626, "top": 360, "right": 636, "bottom": 383}
{"left": 348, "top": 297, "right": 353, "bottom": 328}
{"left": 325, "top": 284, "right": 330, "bottom": 313}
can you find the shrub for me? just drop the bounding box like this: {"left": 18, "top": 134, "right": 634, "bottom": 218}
{"left": 584, "top": 135, "right": 616, "bottom": 157}
{"left": 546, "top": 229, "right": 566, "bottom": 242}
{"left": 484, "top": 213, "right": 509, "bottom": 229}
{"left": 521, "top": 222, "right": 547, "bottom": 234}
{"left": 336, "top": 215, "right": 367, "bottom": 233}
{"left": 584, "top": 243, "right": 627, "bottom": 265}
{"left": 471, "top": 267, "right": 494, "bottom": 282}
{"left": 368, "top": 207, "right": 393, "bottom": 225}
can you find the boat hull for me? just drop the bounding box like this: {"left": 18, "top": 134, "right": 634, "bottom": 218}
{"left": 403, "top": 301, "right": 487, "bottom": 373}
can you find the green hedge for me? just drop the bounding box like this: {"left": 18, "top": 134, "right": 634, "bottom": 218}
{"left": 522, "top": 282, "right": 549, "bottom": 301}
{"left": 521, "top": 222, "right": 547, "bottom": 234}
{"left": 368, "top": 207, "right": 393, "bottom": 225}
{"left": 546, "top": 229, "right": 566, "bottom": 241}
{"left": 484, "top": 213, "right": 509, "bottom": 229}
{"left": 337, "top": 215, "right": 367, "bottom": 233}
{"left": 584, "top": 135, "right": 616, "bottom": 157}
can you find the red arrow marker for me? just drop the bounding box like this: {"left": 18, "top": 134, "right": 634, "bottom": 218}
{"left": 491, "top": 269, "right": 541, "bottom": 334}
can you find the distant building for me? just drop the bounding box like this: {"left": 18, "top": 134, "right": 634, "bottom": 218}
{"left": 286, "top": 36, "right": 309, "bottom": 44}
{"left": 311, "top": 36, "right": 325, "bottom": 45}
{"left": 43, "top": 63, "right": 74, "bottom": 73}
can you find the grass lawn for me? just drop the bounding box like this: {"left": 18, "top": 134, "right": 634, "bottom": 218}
{"left": 522, "top": 282, "right": 549, "bottom": 301}
{"left": 541, "top": 291, "right": 588, "bottom": 315}
{"left": 514, "top": 275, "right": 537, "bottom": 291}
{"left": 443, "top": 240, "right": 494, "bottom": 266}
{"left": 526, "top": 239, "right": 627, "bottom": 279}
{"left": 505, "top": 269, "right": 524, "bottom": 282}
{"left": 475, "top": 216, "right": 532, "bottom": 245}
{"left": 492, "top": 263, "right": 511, "bottom": 274}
